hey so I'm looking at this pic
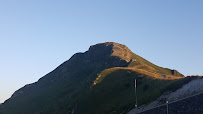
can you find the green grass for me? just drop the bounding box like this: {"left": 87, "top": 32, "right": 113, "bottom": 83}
{"left": 75, "top": 68, "right": 194, "bottom": 114}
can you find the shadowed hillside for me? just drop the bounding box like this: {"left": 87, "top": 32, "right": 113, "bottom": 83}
{"left": 0, "top": 42, "right": 192, "bottom": 114}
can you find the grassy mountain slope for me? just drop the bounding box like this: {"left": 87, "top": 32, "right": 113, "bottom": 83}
{"left": 0, "top": 42, "right": 190, "bottom": 114}
{"left": 81, "top": 67, "right": 194, "bottom": 114}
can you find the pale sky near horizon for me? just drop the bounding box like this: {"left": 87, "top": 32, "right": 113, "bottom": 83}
{"left": 0, "top": 0, "right": 203, "bottom": 103}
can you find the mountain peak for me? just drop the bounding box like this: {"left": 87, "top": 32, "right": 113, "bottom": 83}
{"left": 89, "top": 42, "right": 132, "bottom": 62}
{"left": 89, "top": 42, "right": 184, "bottom": 78}
{"left": 90, "top": 42, "right": 129, "bottom": 49}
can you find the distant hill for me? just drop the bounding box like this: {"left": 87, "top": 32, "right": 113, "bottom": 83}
{"left": 0, "top": 42, "right": 196, "bottom": 114}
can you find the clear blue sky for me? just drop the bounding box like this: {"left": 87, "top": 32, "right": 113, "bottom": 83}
{"left": 0, "top": 0, "right": 203, "bottom": 103}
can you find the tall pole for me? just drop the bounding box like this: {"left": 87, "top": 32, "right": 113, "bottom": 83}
{"left": 135, "top": 79, "right": 137, "bottom": 108}
{"left": 166, "top": 100, "right": 168, "bottom": 114}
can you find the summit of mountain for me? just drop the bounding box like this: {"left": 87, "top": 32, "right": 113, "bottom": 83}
{"left": 90, "top": 42, "right": 184, "bottom": 79}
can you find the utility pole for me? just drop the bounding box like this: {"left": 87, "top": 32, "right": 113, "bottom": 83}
{"left": 166, "top": 100, "right": 168, "bottom": 114}
{"left": 135, "top": 79, "right": 137, "bottom": 108}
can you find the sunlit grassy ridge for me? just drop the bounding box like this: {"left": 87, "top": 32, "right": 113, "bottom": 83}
{"left": 94, "top": 66, "right": 182, "bottom": 85}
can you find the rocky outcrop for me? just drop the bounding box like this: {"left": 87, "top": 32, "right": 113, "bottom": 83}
{"left": 171, "top": 70, "right": 184, "bottom": 77}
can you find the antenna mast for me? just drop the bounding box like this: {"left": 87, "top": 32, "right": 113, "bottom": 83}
{"left": 135, "top": 79, "right": 138, "bottom": 108}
